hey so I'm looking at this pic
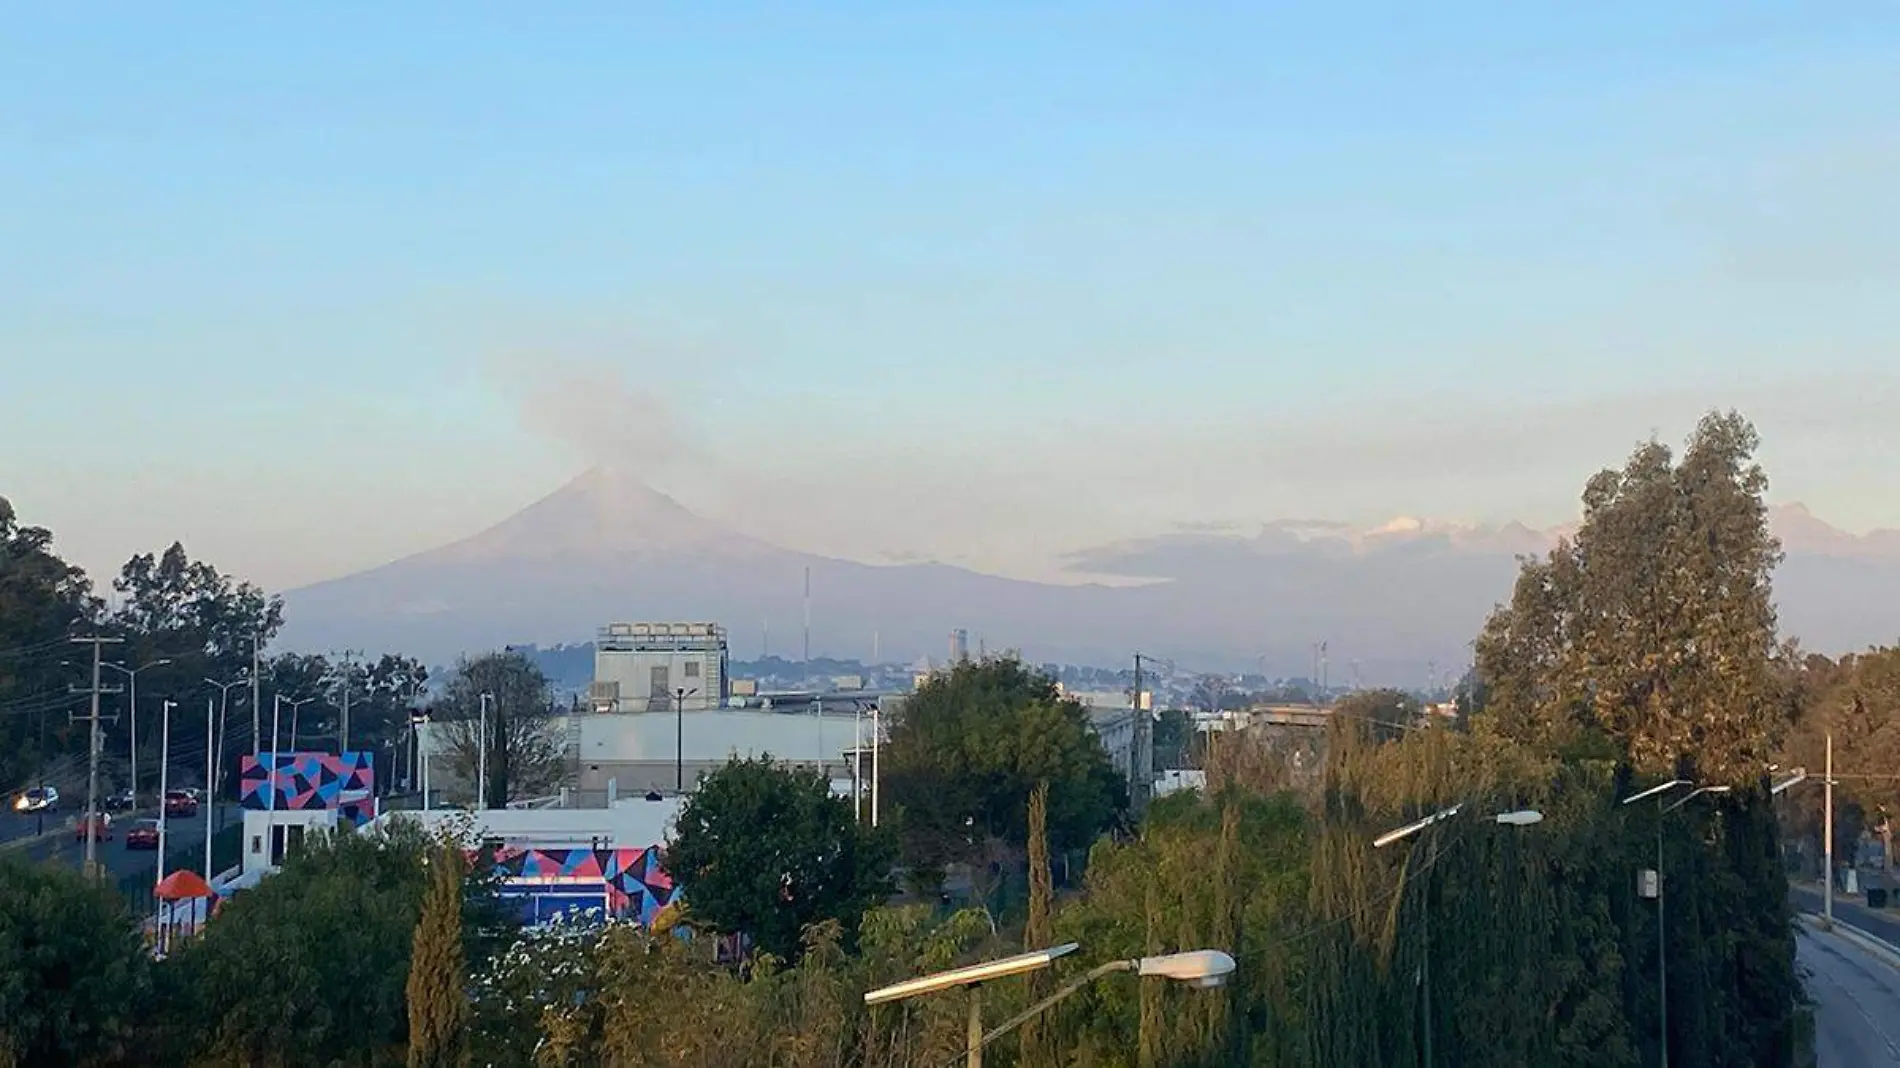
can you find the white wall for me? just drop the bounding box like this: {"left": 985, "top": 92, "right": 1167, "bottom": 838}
{"left": 596, "top": 647, "right": 724, "bottom": 711}
{"left": 578, "top": 709, "right": 870, "bottom": 765}
{"left": 369, "top": 798, "right": 684, "bottom": 850}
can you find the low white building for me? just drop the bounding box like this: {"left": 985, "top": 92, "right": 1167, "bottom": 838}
{"left": 575, "top": 707, "right": 880, "bottom": 794}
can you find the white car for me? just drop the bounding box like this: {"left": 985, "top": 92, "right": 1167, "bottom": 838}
{"left": 13, "top": 786, "right": 59, "bottom": 813}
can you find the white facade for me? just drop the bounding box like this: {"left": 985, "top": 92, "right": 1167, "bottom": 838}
{"left": 240, "top": 808, "right": 338, "bottom": 877}
{"left": 368, "top": 797, "right": 685, "bottom": 851}
{"left": 593, "top": 622, "right": 729, "bottom": 713}
{"left": 575, "top": 708, "right": 879, "bottom": 793}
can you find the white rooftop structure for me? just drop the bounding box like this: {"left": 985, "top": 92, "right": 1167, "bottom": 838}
{"left": 368, "top": 796, "right": 685, "bottom": 850}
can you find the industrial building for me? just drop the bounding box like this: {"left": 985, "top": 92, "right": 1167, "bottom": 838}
{"left": 591, "top": 622, "right": 729, "bottom": 713}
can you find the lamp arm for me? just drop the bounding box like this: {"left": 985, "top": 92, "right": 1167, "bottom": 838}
{"left": 970, "top": 960, "right": 1136, "bottom": 1057}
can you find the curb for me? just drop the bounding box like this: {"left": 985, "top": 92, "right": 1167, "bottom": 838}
{"left": 1800, "top": 912, "right": 1900, "bottom": 972}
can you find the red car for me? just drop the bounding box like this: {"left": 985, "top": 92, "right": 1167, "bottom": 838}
{"left": 74, "top": 813, "right": 112, "bottom": 842}
{"left": 163, "top": 790, "right": 199, "bottom": 818}
{"left": 125, "top": 819, "right": 160, "bottom": 850}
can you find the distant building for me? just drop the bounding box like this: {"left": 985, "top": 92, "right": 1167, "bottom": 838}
{"left": 1061, "top": 687, "right": 1144, "bottom": 793}
{"left": 591, "top": 622, "right": 728, "bottom": 713}
{"left": 949, "top": 629, "right": 969, "bottom": 663}
{"left": 575, "top": 706, "right": 883, "bottom": 795}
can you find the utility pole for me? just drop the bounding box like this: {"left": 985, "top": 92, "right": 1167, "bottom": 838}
{"left": 1824, "top": 731, "right": 1835, "bottom": 929}
{"left": 70, "top": 635, "right": 124, "bottom": 879}
{"left": 1130, "top": 653, "right": 1153, "bottom": 814}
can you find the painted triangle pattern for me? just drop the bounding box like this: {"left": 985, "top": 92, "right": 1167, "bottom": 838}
{"left": 238, "top": 752, "right": 376, "bottom": 825}
{"left": 487, "top": 844, "right": 680, "bottom": 925}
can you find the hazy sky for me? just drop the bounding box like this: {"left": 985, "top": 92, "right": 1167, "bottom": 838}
{"left": 4, "top": 4, "right": 1897, "bottom": 591}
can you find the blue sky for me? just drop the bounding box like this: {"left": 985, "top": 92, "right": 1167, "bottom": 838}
{"left": 4, "top": 4, "right": 1897, "bottom": 588}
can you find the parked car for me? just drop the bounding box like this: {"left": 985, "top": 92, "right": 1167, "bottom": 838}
{"left": 74, "top": 813, "right": 112, "bottom": 842}
{"left": 12, "top": 786, "right": 58, "bottom": 813}
{"left": 125, "top": 819, "right": 160, "bottom": 850}
{"left": 163, "top": 790, "right": 199, "bottom": 818}
{"left": 104, "top": 788, "right": 136, "bottom": 812}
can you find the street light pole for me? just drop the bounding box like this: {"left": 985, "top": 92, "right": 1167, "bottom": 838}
{"left": 1825, "top": 732, "right": 1834, "bottom": 930}
{"left": 1373, "top": 803, "right": 1544, "bottom": 1068}
{"left": 103, "top": 657, "right": 173, "bottom": 805}
{"left": 1621, "top": 779, "right": 1731, "bottom": 1068}
{"left": 864, "top": 943, "right": 1237, "bottom": 1068}
{"left": 478, "top": 692, "right": 493, "bottom": 810}
{"left": 157, "top": 699, "right": 176, "bottom": 894}
{"left": 674, "top": 686, "right": 698, "bottom": 793}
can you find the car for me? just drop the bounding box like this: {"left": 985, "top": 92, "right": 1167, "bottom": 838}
{"left": 163, "top": 790, "right": 199, "bottom": 817}
{"left": 104, "top": 788, "right": 136, "bottom": 812}
{"left": 12, "top": 786, "right": 58, "bottom": 813}
{"left": 74, "top": 813, "right": 112, "bottom": 842}
{"left": 125, "top": 819, "right": 161, "bottom": 850}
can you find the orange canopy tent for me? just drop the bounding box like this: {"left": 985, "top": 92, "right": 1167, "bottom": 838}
{"left": 155, "top": 869, "right": 216, "bottom": 901}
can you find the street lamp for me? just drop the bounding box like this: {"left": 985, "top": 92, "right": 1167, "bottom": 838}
{"left": 674, "top": 686, "right": 698, "bottom": 793}
{"left": 1621, "top": 779, "right": 1731, "bottom": 1068}
{"left": 863, "top": 941, "right": 1236, "bottom": 1068}
{"left": 477, "top": 692, "right": 494, "bottom": 810}
{"left": 156, "top": 699, "right": 177, "bottom": 895}
{"left": 1373, "top": 802, "right": 1544, "bottom": 1067}
{"left": 103, "top": 657, "right": 173, "bottom": 803}
{"left": 204, "top": 674, "right": 248, "bottom": 842}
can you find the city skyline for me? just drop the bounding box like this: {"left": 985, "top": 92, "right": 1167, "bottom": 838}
{"left": 4, "top": 5, "right": 1896, "bottom": 590}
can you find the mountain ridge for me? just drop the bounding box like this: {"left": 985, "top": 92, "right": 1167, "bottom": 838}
{"left": 279, "top": 467, "right": 1900, "bottom": 677}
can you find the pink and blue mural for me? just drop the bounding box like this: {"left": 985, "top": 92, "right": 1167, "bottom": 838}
{"left": 239, "top": 752, "right": 377, "bottom": 827}
{"left": 488, "top": 844, "right": 678, "bottom": 926}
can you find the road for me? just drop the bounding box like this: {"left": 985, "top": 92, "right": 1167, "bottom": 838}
{"left": 6, "top": 805, "right": 240, "bottom": 882}
{"left": 1798, "top": 924, "right": 1900, "bottom": 1066}
{"left": 1791, "top": 885, "right": 1900, "bottom": 949}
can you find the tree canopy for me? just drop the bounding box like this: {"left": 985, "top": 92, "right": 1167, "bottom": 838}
{"left": 667, "top": 757, "right": 895, "bottom": 962}
{"left": 431, "top": 651, "right": 566, "bottom": 805}
{"left": 882, "top": 657, "right": 1126, "bottom": 878}
{"left": 1474, "top": 411, "right": 1787, "bottom": 785}
{"left": 0, "top": 858, "right": 149, "bottom": 1067}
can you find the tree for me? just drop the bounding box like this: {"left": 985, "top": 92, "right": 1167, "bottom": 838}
{"left": 1020, "top": 782, "right": 1055, "bottom": 1065}
{"left": 667, "top": 757, "right": 895, "bottom": 962}
{"left": 433, "top": 651, "right": 566, "bottom": 806}
{"left": 0, "top": 499, "right": 100, "bottom": 794}
{"left": 1333, "top": 688, "right": 1422, "bottom": 744}
{"left": 882, "top": 658, "right": 1125, "bottom": 881}
{"left": 408, "top": 845, "right": 470, "bottom": 1068}
{"left": 0, "top": 858, "right": 149, "bottom": 1067}
{"left": 162, "top": 823, "right": 434, "bottom": 1064}
{"left": 1474, "top": 411, "right": 1787, "bottom": 785}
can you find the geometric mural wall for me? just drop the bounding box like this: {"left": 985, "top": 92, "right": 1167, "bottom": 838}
{"left": 488, "top": 844, "right": 678, "bottom": 926}
{"left": 238, "top": 752, "right": 376, "bottom": 826}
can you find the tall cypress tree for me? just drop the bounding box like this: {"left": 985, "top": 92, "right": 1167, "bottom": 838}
{"left": 1021, "top": 781, "right": 1055, "bottom": 1064}
{"left": 407, "top": 846, "right": 469, "bottom": 1068}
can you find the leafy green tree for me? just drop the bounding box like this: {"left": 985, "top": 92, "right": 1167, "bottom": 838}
{"left": 1474, "top": 411, "right": 1787, "bottom": 785}
{"left": 0, "top": 497, "right": 99, "bottom": 793}
{"left": 407, "top": 845, "right": 470, "bottom": 1068}
{"left": 1332, "top": 688, "right": 1421, "bottom": 743}
{"left": 883, "top": 658, "right": 1126, "bottom": 881}
{"left": 667, "top": 757, "right": 895, "bottom": 962}
{"left": 433, "top": 651, "right": 565, "bottom": 806}
{"left": 162, "top": 823, "right": 434, "bottom": 1065}
{"left": 0, "top": 858, "right": 149, "bottom": 1067}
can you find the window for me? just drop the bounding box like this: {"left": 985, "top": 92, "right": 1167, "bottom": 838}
{"left": 684, "top": 661, "right": 700, "bottom": 678}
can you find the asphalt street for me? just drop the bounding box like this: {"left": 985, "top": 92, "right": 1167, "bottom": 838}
{"left": 1797, "top": 924, "right": 1900, "bottom": 1066}
{"left": 1791, "top": 885, "right": 1900, "bottom": 949}
{"left": 5, "top": 805, "right": 240, "bottom": 882}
